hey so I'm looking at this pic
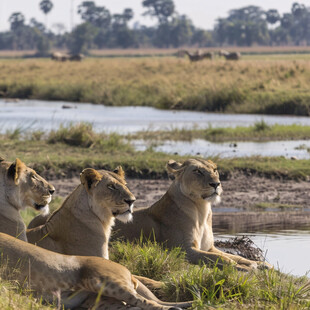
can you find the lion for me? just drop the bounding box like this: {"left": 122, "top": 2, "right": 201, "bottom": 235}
{"left": 0, "top": 233, "right": 189, "bottom": 310}
{"left": 0, "top": 157, "right": 55, "bottom": 241}
{"left": 27, "top": 167, "right": 191, "bottom": 309}
{"left": 27, "top": 167, "right": 138, "bottom": 258}
{"left": 112, "top": 158, "right": 272, "bottom": 271}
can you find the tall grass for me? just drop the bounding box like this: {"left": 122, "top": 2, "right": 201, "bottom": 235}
{"left": 0, "top": 57, "right": 310, "bottom": 115}
{"left": 110, "top": 240, "right": 310, "bottom": 309}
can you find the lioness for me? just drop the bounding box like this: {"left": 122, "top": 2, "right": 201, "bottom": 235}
{"left": 27, "top": 167, "right": 191, "bottom": 309}
{"left": 27, "top": 167, "right": 136, "bottom": 259}
{"left": 0, "top": 233, "right": 186, "bottom": 310}
{"left": 112, "top": 158, "right": 272, "bottom": 271}
{"left": 0, "top": 157, "right": 55, "bottom": 241}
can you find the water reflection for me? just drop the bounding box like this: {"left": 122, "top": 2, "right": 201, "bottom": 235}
{"left": 216, "top": 230, "right": 310, "bottom": 276}
{"left": 133, "top": 139, "right": 310, "bottom": 159}
{"left": 1, "top": 99, "right": 310, "bottom": 133}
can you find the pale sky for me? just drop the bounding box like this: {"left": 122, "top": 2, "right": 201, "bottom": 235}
{"left": 0, "top": 0, "right": 297, "bottom": 32}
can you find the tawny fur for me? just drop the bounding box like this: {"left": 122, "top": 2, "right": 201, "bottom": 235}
{"left": 113, "top": 158, "right": 272, "bottom": 271}
{"left": 0, "top": 233, "right": 185, "bottom": 310}
{"left": 0, "top": 157, "right": 54, "bottom": 241}
{"left": 27, "top": 167, "right": 191, "bottom": 309}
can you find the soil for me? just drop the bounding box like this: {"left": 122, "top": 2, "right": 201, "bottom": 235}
{"left": 50, "top": 174, "right": 310, "bottom": 210}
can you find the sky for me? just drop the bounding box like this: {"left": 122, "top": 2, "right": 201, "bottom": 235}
{"left": 0, "top": 0, "right": 297, "bottom": 32}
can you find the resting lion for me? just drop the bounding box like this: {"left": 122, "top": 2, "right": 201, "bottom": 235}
{"left": 0, "top": 157, "right": 55, "bottom": 241}
{"left": 112, "top": 158, "right": 272, "bottom": 271}
{"left": 0, "top": 233, "right": 187, "bottom": 310}
{"left": 27, "top": 167, "right": 191, "bottom": 309}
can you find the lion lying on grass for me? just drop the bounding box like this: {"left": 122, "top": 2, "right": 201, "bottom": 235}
{"left": 112, "top": 158, "right": 272, "bottom": 271}
{"left": 0, "top": 157, "right": 54, "bottom": 241}
{"left": 0, "top": 233, "right": 188, "bottom": 310}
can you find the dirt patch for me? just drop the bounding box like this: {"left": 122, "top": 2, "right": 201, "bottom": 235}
{"left": 50, "top": 174, "right": 310, "bottom": 210}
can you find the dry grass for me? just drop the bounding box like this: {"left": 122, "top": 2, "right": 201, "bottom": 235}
{"left": 0, "top": 57, "right": 310, "bottom": 115}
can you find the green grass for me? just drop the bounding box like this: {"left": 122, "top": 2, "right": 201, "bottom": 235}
{"left": 0, "top": 130, "right": 309, "bottom": 180}
{"left": 109, "top": 239, "right": 310, "bottom": 309}
{"left": 129, "top": 123, "right": 310, "bottom": 142}
{"left": 0, "top": 57, "right": 310, "bottom": 115}
{"left": 0, "top": 279, "right": 54, "bottom": 310}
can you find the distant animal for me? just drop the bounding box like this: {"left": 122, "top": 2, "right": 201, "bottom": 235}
{"left": 219, "top": 50, "right": 241, "bottom": 60}
{"left": 0, "top": 233, "right": 187, "bottom": 310}
{"left": 181, "top": 50, "right": 213, "bottom": 62}
{"left": 69, "top": 53, "right": 85, "bottom": 61}
{"left": 51, "top": 52, "right": 69, "bottom": 61}
{"left": 112, "top": 158, "right": 272, "bottom": 271}
{"left": 0, "top": 157, "right": 54, "bottom": 241}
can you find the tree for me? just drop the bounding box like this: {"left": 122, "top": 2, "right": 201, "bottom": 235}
{"left": 39, "top": 0, "right": 54, "bottom": 29}
{"left": 68, "top": 22, "right": 96, "bottom": 54}
{"left": 214, "top": 6, "right": 269, "bottom": 46}
{"left": 78, "top": 1, "right": 111, "bottom": 28}
{"left": 266, "top": 9, "right": 280, "bottom": 25}
{"left": 9, "top": 12, "right": 25, "bottom": 31}
{"left": 110, "top": 9, "right": 137, "bottom": 48}
{"left": 142, "top": 0, "right": 175, "bottom": 24}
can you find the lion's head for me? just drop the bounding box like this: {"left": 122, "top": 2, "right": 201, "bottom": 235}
{"left": 166, "top": 158, "right": 222, "bottom": 204}
{"left": 2, "top": 158, "right": 55, "bottom": 213}
{"left": 80, "top": 167, "right": 136, "bottom": 223}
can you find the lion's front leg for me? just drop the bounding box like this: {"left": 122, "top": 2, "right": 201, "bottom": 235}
{"left": 209, "top": 246, "right": 273, "bottom": 270}
{"left": 186, "top": 246, "right": 236, "bottom": 267}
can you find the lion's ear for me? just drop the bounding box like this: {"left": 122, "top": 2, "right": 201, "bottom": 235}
{"left": 166, "top": 160, "right": 184, "bottom": 179}
{"left": 113, "top": 166, "right": 125, "bottom": 179}
{"left": 7, "top": 158, "right": 25, "bottom": 185}
{"left": 80, "top": 168, "right": 102, "bottom": 191}
{"left": 0, "top": 156, "right": 5, "bottom": 162}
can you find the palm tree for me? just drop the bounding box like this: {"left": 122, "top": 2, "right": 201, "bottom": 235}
{"left": 39, "top": 0, "right": 54, "bottom": 29}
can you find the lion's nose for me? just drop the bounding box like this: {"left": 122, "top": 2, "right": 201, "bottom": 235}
{"left": 209, "top": 182, "right": 220, "bottom": 189}
{"left": 124, "top": 199, "right": 136, "bottom": 206}
{"left": 49, "top": 189, "right": 55, "bottom": 195}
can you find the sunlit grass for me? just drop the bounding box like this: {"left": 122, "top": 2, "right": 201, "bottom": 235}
{"left": 110, "top": 239, "right": 310, "bottom": 309}
{"left": 0, "top": 57, "right": 310, "bottom": 115}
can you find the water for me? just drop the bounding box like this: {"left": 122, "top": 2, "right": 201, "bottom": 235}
{"left": 133, "top": 139, "right": 310, "bottom": 159}
{"left": 216, "top": 230, "right": 310, "bottom": 277}
{"left": 1, "top": 99, "right": 310, "bottom": 133}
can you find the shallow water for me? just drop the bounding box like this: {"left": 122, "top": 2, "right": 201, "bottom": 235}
{"left": 133, "top": 139, "right": 310, "bottom": 159}
{"left": 2, "top": 99, "right": 310, "bottom": 158}
{"left": 216, "top": 230, "right": 310, "bottom": 277}
{"left": 1, "top": 99, "right": 310, "bottom": 133}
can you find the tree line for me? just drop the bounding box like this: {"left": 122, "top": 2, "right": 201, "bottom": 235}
{"left": 1, "top": 0, "right": 310, "bottom": 55}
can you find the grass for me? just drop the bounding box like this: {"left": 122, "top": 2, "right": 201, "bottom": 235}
{"left": 0, "top": 123, "right": 309, "bottom": 180}
{"left": 109, "top": 239, "right": 310, "bottom": 309}
{"left": 1, "top": 57, "right": 310, "bottom": 115}
{"left": 128, "top": 122, "right": 310, "bottom": 142}
{"left": 0, "top": 280, "right": 54, "bottom": 309}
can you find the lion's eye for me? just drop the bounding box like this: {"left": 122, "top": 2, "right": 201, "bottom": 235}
{"left": 194, "top": 169, "right": 203, "bottom": 176}
{"left": 31, "top": 174, "right": 36, "bottom": 180}
{"left": 108, "top": 184, "right": 117, "bottom": 191}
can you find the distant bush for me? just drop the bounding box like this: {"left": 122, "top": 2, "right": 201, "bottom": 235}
{"left": 47, "top": 122, "right": 133, "bottom": 151}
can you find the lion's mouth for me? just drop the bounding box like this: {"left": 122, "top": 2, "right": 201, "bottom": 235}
{"left": 201, "top": 192, "right": 218, "bottom": 200}
{"left": 113, "top": 209, "right": 132, "bottom": 217}
{"left": 34, "top": 203, "right": 47, "bottom": 210}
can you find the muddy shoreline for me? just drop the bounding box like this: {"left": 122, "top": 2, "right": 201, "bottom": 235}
{"left": 49, "top": 174, "right": 310, "bottom": 233}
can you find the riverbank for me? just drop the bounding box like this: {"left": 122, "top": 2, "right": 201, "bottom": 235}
{"left": 1, "top": 57, "right": 310, "bottom": 115}
{"left": 129, "top": 122, "right": 310, "bottom": 142}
